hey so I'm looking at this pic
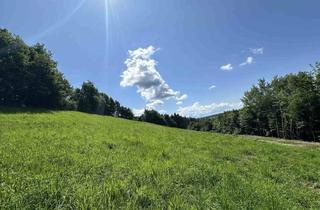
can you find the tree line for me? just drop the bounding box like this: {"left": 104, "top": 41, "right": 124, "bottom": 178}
{"left": 1, "top": 28, "right": 319, "bottom": 141}
{"left": 0, "top": 28, "right": 191, "bottom": 127}
{"left": 138, "top": 109, "right": 194, "bottom": 129}
{"left": 0, "top": 28, "right": 134, "bottom": 119}
{"left": 189, "top": 66, "right": 320, "bottom": 141}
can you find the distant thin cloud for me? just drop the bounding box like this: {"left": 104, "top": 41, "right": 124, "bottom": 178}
{"left": 220, "top": 64, "right": 233, "bottom": 71}
{"left": 209, "top": 85, "right": 216, "bottom": 90}
{"left": 178, "top": 102, "right": 243, "bottom": 118}
{"left": 176, "top": 94, "right": 188, "bottom": 101}
{"left": 240, "top": 57, "right": 253, "bottom": 66}
{"left": 250, "top": 48, "right": 264, "bottom": 55}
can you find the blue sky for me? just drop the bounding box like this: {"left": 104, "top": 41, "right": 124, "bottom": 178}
{"left": 1, "top": 0, "right": 320, "bottom": 117}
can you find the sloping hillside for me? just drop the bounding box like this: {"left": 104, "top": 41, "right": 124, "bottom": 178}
{"left": 0, "top": 109, "right": 320, "bottom": 209}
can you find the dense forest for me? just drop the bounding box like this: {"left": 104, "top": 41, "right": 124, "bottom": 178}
{"left": 1, "top": 28, "right": 319, "bottom": 141}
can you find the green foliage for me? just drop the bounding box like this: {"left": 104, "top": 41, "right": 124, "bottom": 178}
{"left": 26, "top": 44, "right": 72, "bottom": 108}
{"left": 74, "top": 81, "right": 134, "bottom": 119}
{"left": 0, "top": 28, "right": 134, "bottom": 120}
{"left": 163, "top": 114, "right": 177, "bottom": 127}
{"left": 100, "top": 93, "right": 116, "bottom": 116}
{"left": 171, "top": 113, "right": 191, "bottom": 129}
{"left": 1, "top": 109, "right": 320, "bottom": 209}
{"left": 0, "top": 29, "right": 72, "bottom": 108}
{"left": 77, "top": 81, "right": 102, "bottom": 114}
{"left": 118, "top": 106, "right": 134, "bottom": 119}
{"left": 191, "top": 70, "right": 320, "bottom": 142}
{"left": 139, "top": 110, "right": 192, "bottom": 128}
{"left": 140, "top": 109, "right": 167, "bottom": 126}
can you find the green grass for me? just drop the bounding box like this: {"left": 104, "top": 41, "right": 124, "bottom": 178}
{"left": 1, "top": 109, "right": 320, "bottom": 209}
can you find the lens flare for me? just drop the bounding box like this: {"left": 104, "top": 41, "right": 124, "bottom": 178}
{"left": 30, "top": 0, "right": 86, "bottom": 43}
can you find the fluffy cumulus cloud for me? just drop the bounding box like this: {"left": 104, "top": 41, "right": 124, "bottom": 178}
{"left": 220, "top": 64, "right": 233, "bottom": 71}
{"left": 120, "top": 46, "right": 187, "bottom": 108}
{"left": 250, "top": 48, "right": 264, "bottom": 55}
{"left": 240, "top": 56, "right": 254, "bottom": 66}
{"left": 209, "top": 85, "right": 216, "bottom": 90}
{"left": 177, "top": 102, "right": 243, "bottom": 118}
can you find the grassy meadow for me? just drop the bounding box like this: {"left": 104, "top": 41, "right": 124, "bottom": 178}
{"left": 0, "top": 109, "right": 320, "bottom": 209}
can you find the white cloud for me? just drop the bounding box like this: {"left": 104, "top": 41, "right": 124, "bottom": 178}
{"left": 240, "top": 56, "right": 254, "bottom": 66}
{"left": 209, "top": 85, "right": 216, "bottom": 90}
{"left": 146, "top": 100, "right": 164, "bottom": 109}
{"left": 159, "top": 110, "right": 167, "bottom": 114}
{"left": 220, "top": 64, "right": 233, "bottom": 71}
{"left": 176, "top": 101, "right": 183, "bottom": 105}
{"left": 132, "top": 108, "right": 145, "bottom": 117}
{"left": 120, "top": 46, "right": 187, "bottom": 108}
{"left": 177, "top": 102, "right": 243, "bottom": 118}
{"left": 250, "top": 48, "right": 264, "bottom": 55}
{"left": 132, "top": 106, "right": 168, "bottom": 117}
{"left": 176, "top": 94, "right": 188, "bottom": 101}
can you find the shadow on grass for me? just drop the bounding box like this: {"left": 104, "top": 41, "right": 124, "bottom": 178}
{"left": 0, "top": 106, "right": 53, "bottom": 114}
